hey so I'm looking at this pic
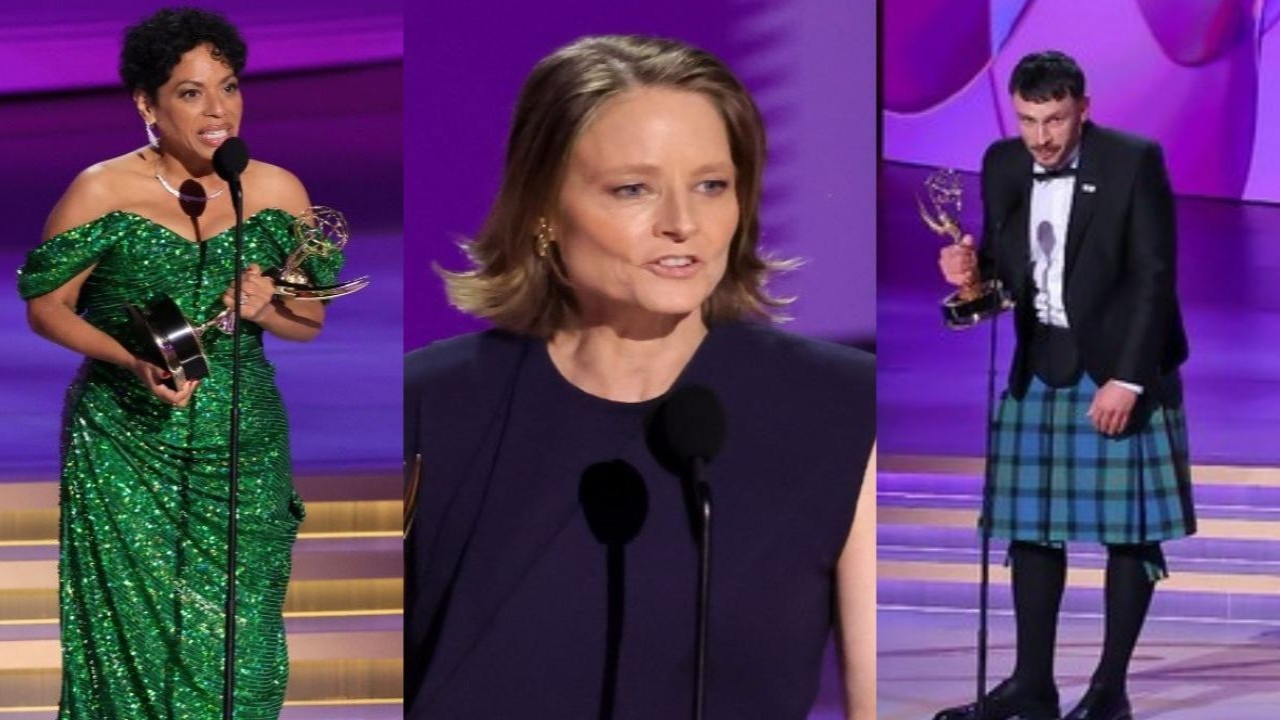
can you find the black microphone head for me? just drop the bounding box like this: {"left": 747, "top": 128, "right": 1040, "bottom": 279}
{"left": 657, "top": 384, "right": 726, "bottom": 465}
{"left": 212, "top": 137, "right": 249, "bottom": 182}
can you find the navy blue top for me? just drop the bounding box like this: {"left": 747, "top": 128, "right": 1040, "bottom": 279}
{"left": 405, "top": 322, "right": 875, "bottom": 719}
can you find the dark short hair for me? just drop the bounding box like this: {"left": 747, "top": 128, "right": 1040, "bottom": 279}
{"left": 120, "top": 7, "right": 247, "bottom": 99}
{"left": 1008, "top": 50, "right": 1085, "bottom": 101}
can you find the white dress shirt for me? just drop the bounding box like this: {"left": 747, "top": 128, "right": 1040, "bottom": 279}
{"left": 1029, "top": 158, "right": 1076, "bottom": 328}
{"left": 1030, "top": 153, "right": 1142, "bottom": 394}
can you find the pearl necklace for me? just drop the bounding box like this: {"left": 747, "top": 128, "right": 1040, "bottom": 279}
{"left": 155, "top": 171, "right": 225, "bottom": 202}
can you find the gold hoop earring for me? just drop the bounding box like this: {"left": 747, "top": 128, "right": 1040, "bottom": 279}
{"left": 535, "top": 217, "right": 555, "bottom": 258}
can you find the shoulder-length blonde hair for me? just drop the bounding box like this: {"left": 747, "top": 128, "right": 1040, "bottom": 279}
{"left": 440, "top": 34, "right": 791, "bottom": 337}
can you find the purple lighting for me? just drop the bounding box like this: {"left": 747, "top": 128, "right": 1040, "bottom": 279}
{"left": 0, "top": 0, "right": 402, "bottom": 94}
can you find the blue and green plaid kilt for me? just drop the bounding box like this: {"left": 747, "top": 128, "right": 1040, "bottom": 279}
{"left": 983, "top": 374, "right": 1196, "bottom": 545}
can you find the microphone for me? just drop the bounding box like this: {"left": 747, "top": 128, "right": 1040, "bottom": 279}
{"left": 656, "top": 384, "right": 726, "bottom": 476}
{"left": 1035, "top": 219, "right": 1055, "bottom": 302}
{"left": 974, "top": 193, "right": 1020, "bottom": 720}
{"left": 212, "top": 136, "right": 249, "bottom": 182}
{"left": 212, "top": 137, "right": 249, "bottom": 213}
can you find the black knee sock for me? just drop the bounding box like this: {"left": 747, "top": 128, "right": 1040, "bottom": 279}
{"left": 1093, "top": 543, "right": 1161, "bottom": 692}
{"left": 1009, "top": 541, "right": 1066, "bottom": 696}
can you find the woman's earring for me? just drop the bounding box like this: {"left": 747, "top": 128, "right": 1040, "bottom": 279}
{"left": 535, "top": 217, "right": 555, "bottom": 258}
{"left": 146, "top": 121, "right": 160, "bottom": 149}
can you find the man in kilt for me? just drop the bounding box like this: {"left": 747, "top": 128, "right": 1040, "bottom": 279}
{"left": 933, "top": 51, "right": 1196, "bottom": 720}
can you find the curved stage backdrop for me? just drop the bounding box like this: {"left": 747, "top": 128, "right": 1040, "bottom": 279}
{"left": 885, "top": 0, "right": 1280, "bottom": 202}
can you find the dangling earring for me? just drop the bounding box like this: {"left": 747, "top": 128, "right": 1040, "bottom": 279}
{"left": 145, "top": 121, "right": 161, "bottom": 149}
{"left": 535, "top": 217, "right": 555, "bottom": 258}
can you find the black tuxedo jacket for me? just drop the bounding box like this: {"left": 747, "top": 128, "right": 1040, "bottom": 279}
{"left": 978, "top": 122, "right": 1189, "bottom": 401}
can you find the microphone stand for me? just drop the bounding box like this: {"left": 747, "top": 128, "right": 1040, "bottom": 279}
{"left": 658, "top": 384, "right": 724, "bottom": 720}
{"left": 691, "top": 458, "right": 712, "bottom": 720}
{"left": 975, "top": 208, "right": 1013, "bottom": 720}
{"left": 975, "top": 307, "right": 997, "bottom": 720}
{"left": 223, "top": 173, "right": 245, "bottom": 720}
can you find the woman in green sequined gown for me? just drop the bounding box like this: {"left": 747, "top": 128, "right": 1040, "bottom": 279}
{"left": 18, "top": 9, "right": 340, "bottom": 719}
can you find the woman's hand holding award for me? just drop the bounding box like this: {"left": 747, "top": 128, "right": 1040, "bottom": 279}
{"left": 126, "top": 206, "right": 370, "bottom": 389}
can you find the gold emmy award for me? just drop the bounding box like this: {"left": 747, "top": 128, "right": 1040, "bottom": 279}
{"left": 917, "top": 168, "right": 1013, "bottom": 329}
{"left": 265, "top": 206, "right": 370, "bottom": 299}
{"left": 126, "top": 206, "right": 371, "bottom": 389}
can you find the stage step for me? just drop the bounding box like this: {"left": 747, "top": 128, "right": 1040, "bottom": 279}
{"left": 0, "top": 652, "right": 401, "bottom": 714}
{"left": 0, "top": 499, "right": 401, "bottom": 546}
{"left": 0, "top": 472, "right": 403, "bottom": 717}
{"left": 879, "top": 456, "right": 1280, "bottom": 623}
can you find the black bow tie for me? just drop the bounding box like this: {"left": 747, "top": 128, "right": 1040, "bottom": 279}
{"left": 1033, "top": 166, "right": 1078, "bottom": 182}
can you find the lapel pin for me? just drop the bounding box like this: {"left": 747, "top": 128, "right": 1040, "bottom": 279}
{"left": 1081, "top": 183, "right": 1097, "bottom": 193}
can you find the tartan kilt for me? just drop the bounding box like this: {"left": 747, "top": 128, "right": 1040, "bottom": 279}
{"left": 983, "top": 374, "right": 1196, "bottom": 544}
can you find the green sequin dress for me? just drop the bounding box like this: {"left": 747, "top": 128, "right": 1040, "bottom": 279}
{"left": 17, "top": 209, "right": 342, "bottom": 719}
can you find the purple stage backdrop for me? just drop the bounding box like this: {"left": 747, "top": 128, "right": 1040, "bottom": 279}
{"left": 0, "top": 0, "right": 401, "bottom": 94}
{"left": 884, "top": 0, "right": 1280, "bottom": 203}
{"left": 404, "top": 0, "right": 877, "bottom": 350}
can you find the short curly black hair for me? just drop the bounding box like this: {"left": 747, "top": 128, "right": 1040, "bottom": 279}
{"left": 120, "top": 7, "right": 247, "bottom": 99}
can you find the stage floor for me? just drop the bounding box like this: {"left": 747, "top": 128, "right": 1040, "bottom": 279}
{"left": 879, "top": 606, "right": 1280, "bottom": 720}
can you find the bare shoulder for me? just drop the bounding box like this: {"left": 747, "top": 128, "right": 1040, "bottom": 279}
{"left": 243, "top": 160, "right": 311, "bottom": 216}
{"left": 43, "top": 150, "right": 150, "bottom": 239}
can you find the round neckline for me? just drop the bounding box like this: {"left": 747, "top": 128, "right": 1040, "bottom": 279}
{"left": 536, "top": 328, "right": 717, "bottom": 413}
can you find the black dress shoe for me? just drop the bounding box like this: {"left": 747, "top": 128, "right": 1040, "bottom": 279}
{"left": 1062, "top": 684, "right": 1132, "bottom": 720}
{"left": 932, "top": 677, "right": 1061, "bottom": 720}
